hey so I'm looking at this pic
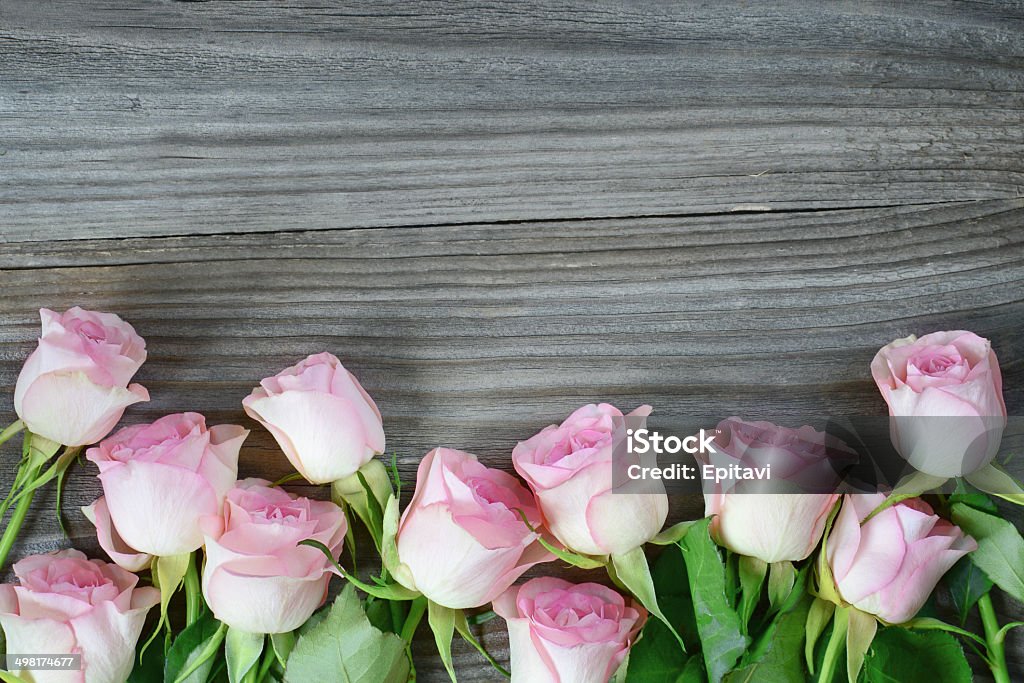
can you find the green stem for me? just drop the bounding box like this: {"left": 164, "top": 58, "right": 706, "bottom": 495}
{"left": 978, "top": 593, "right": 1011, "bottom": 683}
{"left": 184, "top": 553, "right": 202, "bottom": 626}
{"left": 401, "top": 597, "right": 428, "bottom": 643}
{"left": 255, "top": 639, "right": 275, "bottom": 683}
{"left": 817, "top": 608, "right": 849, "bottom": 683}
{"left": 0, "top": 462, "right": 40, "bottom": 570}
{"left": 0, "top": 420, "right": 25, "bottom": 448}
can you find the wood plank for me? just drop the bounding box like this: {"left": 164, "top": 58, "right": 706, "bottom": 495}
{"left": 2, "top": 1, "right": 1023, "bottom": 241}
{"left": 0, "top": 207, "right": 1021, "bottom": 679}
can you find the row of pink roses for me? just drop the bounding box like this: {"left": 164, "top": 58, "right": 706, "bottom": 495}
{"left": 0, "top": 308, "right": 1009, "bottom": 682}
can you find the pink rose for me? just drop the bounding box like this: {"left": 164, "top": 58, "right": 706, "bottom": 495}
{"left": 0, "top": 550, "right": 158, "bottom": 683}
{"left": 512, "top": 404, "right": 668, "bottom": 556}
{"left": 826, "top": 493, "right": 976, "bottom": 624}
{"left": 243, "top": 353, "right": 385, "bottom": 484}
{"left": 701, "top": 418, "right": 849, "bottom": 563}
{"left": 85, "top": 412, "right": 247, "bottom": 558}
{"left": 394, "top": 448, "right": 553, "bottom": 609}
{"left": 871, "top": 331, "right": 1006, "bottom": 476}
{"left": 200, "top": 479, "right": 347, "bottom": 633}
{"left": 494, "top": 578, "right": 646, "bottom": 683}
{"left": 14, "top": 307, "right": 149, "bottom": 446}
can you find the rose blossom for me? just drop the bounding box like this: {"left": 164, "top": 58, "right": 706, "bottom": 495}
{"left": 512, "top": 404, "right": 668, "bottom": 557}
{"left": 14, "top": 307, "right": 149, "bottom": 446}
{"left": 826, "top": 493, "right": 976, "bottom": 624}
{"left": 494, "top": 577, "right": 646, "bottom": 683}
{"left": 394, "top": 448, "right": 553, "bottom": 609}
{"left": 243, "top": 352, "right": 385, "bottom": 484}
{"left": 871, "top": 331, "right": 1006, "bottom": 476}
{"left": 700, "top": 418, "right": 853, "bottom": 563}
{"left": 200, "top": 479, "right": 347, "bottom": 633}
{"left": 85, "top": 412, "right": 247, "bottom": 558}
{"left": 0, "top": 550, "right": 158, "bottom": 683}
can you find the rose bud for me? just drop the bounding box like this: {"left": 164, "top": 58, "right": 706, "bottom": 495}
{"left": 85, "top": 412, "right": 247, "bottom": 557}
{"left": 243, "top": 352, "right": 385, "bottom": 484}
{"left": 0, "top": 550, "right": 158, "bottom": 683}
{"left": 494, "top": 577, "right": 646, "bottom": 683}
{"left": 512, "top": 404, "right": 668, "bottom": 557}
{"left": 825, "top": 493, "right": 976, "bottom": 624}
{"left": 700, "top": 418, "right": 853, "bottom": 563}
{"left": 200, "top": 479, "right": 347, "bottom": 634}
{"left": 14, "top": 307, "right": 149, "bottom": 446}
{"left": 394, "top": 448, "right": 553, "bottom": 609}
{"left": 871, "top": 331, "right": 1006, "bottom": 477}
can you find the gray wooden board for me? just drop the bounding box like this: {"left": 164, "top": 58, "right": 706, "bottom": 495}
{"left": 1, "top": 0, "right": 1023, "bottom": 680}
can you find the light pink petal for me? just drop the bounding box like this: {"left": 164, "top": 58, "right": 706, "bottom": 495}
{"left": 69, "top": 598, "right": 155, "bottom": 683}
{"left": 244, "top": 392, "right": 373, "bottom": 484}
{"left": 19, "top": 373, "right": 149, "bottom": 446}
{"left": 82, "top": 498, "right": 152, "bottom": 573}
{"left": 585, "top": 487, "right": 668, "bottom": 556}
{"left": 99, "top": 461, "right": 217, "bottom": 556}
{"left": 204, "top": 565, "right": 329, "bottom": 634}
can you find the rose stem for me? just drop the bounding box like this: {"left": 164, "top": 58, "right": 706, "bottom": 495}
{"left": 0, "top": 461, "right": 40, "bottom": 570}
{"left": 978, "top": 593, "right": 1011, "bottom": 683}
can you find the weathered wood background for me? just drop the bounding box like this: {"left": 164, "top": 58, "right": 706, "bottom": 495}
{"left": 1, "top": 1, "right": 1022, "bottom": 680}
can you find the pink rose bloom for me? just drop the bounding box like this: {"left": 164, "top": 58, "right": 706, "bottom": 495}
{"left": 200, "top": 479, "right": 347, "bottom": 633}
{"left": 395, "top": 448, "right": 553, "bottom": 609}
{"left": 871, "top": 331, "right": 1006, "bottom": 476}
{"left": 512, "top": 404, "right": 668, "bottom": 557}
{"left": 85, "top": 412, "right": 247, "bottom": 558}
{"left": 14, "top": 307, "right": 149, "bottom": 446}
{"left": 0, "top": 550, "right": 158, "bottom": 683}
{"left": 826, "top": 493, "right": 976, "bottom": 624}
{"left": 701, "top": 418, "right": 851, "bottom": 563}
{"left": 243, "top": 353, "right": 385, "bottom": 484}
{"left": 494, "top": 578, "right": 646, "bottom": 683}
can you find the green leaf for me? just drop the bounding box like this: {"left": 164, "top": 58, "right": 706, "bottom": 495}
{"left": 225, "top": 628, "right": 263, "bottom": 683}
{"left": 331, "top": 459, "right": 393, "bottom": 553}
{"left": 679, "top": 518, "right": 748, "bottom": 683}
{"left": 284, "top": 585, "right": 409, "bottom": 683}
{"left": 612, "top": 546, "right": 685, "bottom": 651}
{"left": 768, "top": 561, "right": 797, "bottom": 612}
{"left": 165, "top": 611, "right": 228, "bottom": 683}
{"left": 948, "top": 480, "right": 998, "bottom": 515}
{"left": 737, "top": 556, "right": 767, "bottom": 632}
{"left": 428, "top": 600, "right": 458, "bottom": 683}
{"left": 270, "top": 632, "right": 296, "bottom": 669}
{"left": 861, "top": 628, "right": 971, "bottom": 683}
{"left": 141, "top": 552, "right": 191, "bottom": 658}
{"left": 725, "top": 595, "right": 811, "bottom": 683}
{"left": 942, "top": 556, "right": 993, "bottom": 625}
{"left": 299, "top": 539, "right": 420, "bottom": 601}
{"left": 127, "top": 631, "right": 164, "bottom": 683}
{"left": 845, "top": 608, "right": 877, "bottom": 683}
{"left": 515, "top": 508, "right": 606, "bottom": 569}
{"left": 965, "top": 463, "right": 1024, "bottom": 506}
{"left": 804, "top": 598, "right": 834, "bottom": 674}
{"left": 649, "top": 520, "right": 697, "bottom": 546}
{"left": 452, "top": 607, "right": 510, "bottom": 678}
{"left": 624, "top": 545, "right": 699, "bottom": 682}
{"left": 950, "top": 503, "right": 1024, "bottom": 603}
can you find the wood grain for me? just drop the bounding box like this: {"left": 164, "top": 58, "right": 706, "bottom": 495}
{"left": 1, "top": 0, "right": 1023, "bottom": 680}
{"left": 3, "top": 1, "right": 1024, "bottom": 240}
